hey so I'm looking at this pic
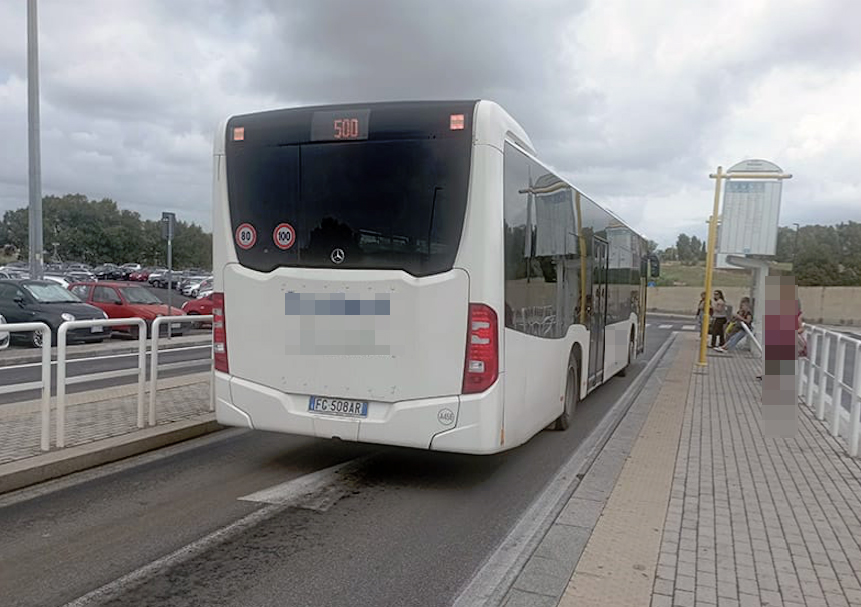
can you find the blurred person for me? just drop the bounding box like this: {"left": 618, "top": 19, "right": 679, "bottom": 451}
{"left": 715, "top": 297, "right": 752, "bottom": 353}
{"left": 695, "top": 291, "right": 707, "bottom": 329}
{"left": 710, "top": 290, "right": 728, "bottom": 348}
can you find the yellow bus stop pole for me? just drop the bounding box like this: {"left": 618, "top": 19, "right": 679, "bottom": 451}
{"left": 698, "top": 166, "right": 724, "bottom": 367}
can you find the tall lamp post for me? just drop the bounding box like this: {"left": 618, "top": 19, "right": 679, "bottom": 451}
{"left": 27, "top": 0, "right": 44, "bottom": 279}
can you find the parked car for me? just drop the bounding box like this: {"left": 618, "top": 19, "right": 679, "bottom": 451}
{"left": 182, "top": 275, "right": 211, "bottom": 297}
{"left": 94, "top": 264, "right": 124, "bottom": 281}
{"left": 120, "top": 263, "right": 142, "bottom": 280}
{"left": 147, "top": 269, "right": 176, "bottom": 289}
{"left": 64, "top": 270, "right": 96, "bottom": 283}
{"left": 197, "top": 289, "right": 213, "bottom": 299}
{"left": 181, "top": 292, "right": 214, "bottom": 328}
{"left": 0, "top": 279, "right": 111, "bottom": 347}
{"left": 43, "top": 274, "right": 71, "bottom": 289}
{"left": 0, "top": 313, "right": 9, "bottom": 349}
{"left": 128, "top": 267, "right": 153, "bottom": 282}
{"left": 68, "top": 281, "right": 186, "bottom": 338}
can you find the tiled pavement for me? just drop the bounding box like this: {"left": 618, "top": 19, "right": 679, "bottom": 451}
{"left": 653, "top": 348, "right": 861, "bottom": 607}
{"left": 554, "top": 334, "right": 861, "bottom": 607}
{"left": 0, "top": 374, "right": 212, "bottom": 465}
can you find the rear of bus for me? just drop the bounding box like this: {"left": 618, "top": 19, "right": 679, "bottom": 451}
{"left": 211, "top": 101, "right": 505, "bottom": 454}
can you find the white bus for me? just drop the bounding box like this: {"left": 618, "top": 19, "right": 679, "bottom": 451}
{"left": 211, "top": 100, "right": 653, "bottom": 455}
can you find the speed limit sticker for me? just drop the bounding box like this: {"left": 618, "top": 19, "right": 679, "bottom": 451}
{"left": 273, "top": 222, "right": 296, "bottom": 250}
{"left": 235, "top": 223, "right": 257, "bottom": 250}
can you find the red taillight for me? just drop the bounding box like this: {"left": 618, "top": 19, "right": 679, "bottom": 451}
{"left": 213, "top": 292, "right": 228, "bottom": 373}
{"left": 462, "top": 303, "right": 499, "bottom": 394}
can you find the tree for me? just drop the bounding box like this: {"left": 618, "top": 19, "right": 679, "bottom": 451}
{"left": 676, "top": 234, "right": 693, "bottom": 264}
{"left": 0, "top": 194, "right": 211, "bottom": 269}
{"left": 646, "top": 239, "right": 659, "bottom": 255}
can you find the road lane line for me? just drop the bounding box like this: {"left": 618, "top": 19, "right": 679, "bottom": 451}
{"left": 658, "top": 324, "right": 673, "bottom": 329}
{"left": 0, "top": 345, "right": 212, "bottom": 371}
{"left": 682, "top": 324, "right": 696, "bottom": 330}
{"left": 62, "top": 453, "right": 375, "bottom": 607}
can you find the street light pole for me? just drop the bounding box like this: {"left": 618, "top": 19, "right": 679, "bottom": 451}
{"left": 27, "top": 0, "right": 44, "bottom": 279}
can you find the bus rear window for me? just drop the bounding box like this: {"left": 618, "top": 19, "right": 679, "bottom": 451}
{"left": 226, "top": 137, "right": 471, "bottom": 276}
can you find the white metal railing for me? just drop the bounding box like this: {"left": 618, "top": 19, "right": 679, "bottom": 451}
{"left": 798, "top": 324, "right": 861, "bottom": 457}
{"left": 1, "top": 317, "right": 214, "bottom": 451}
{"left": 56, "top": 318, "right": 146, "bottom": 448}
{"left": 150, "top": 315, "right": 214, "bottom": 426}
{"left": 0, "top": 322, "right": 52, "bottom": 450}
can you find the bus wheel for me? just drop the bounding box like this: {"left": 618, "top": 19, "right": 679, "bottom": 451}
{"left": 618, "top": 333, "right": 634, "bottom": 377}
{"left": 553, "top": 355, "right": 579, "bottom": 431}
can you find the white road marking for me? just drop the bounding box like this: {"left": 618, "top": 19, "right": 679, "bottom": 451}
{"left": 0, "top": 345, "right": 211, "bottom": 371}
{"left": 239, "top": 455, "right": 372, "bottom": 511}
{"left": 645, "top": 323, "right": 651, "bottom": 328}
{"left": 62, "top": 454, "right": 373, "bottom": 607}
{"left": 682, "top": 325, "right": 696, "bottom": 330}
{"left": 659, "top": 324, "right": 673, "bottom": 329}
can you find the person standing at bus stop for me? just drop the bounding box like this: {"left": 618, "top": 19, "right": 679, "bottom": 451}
{"left": 710, "top": 290, "right": 728, "bottom": 348}
{"left": 696, "top": 291, "right": 708, "bottom": 330}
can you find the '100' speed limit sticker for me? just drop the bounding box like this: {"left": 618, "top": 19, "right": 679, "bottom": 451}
{"left": 235, "top": 223, "right": 257, "bottom": 250}
{"left": 273, "top": 222, "right": 296, "bottom": 250}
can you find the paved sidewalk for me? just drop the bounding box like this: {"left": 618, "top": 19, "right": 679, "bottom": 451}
{"left": 549, "top": 333, "right": 861, "bottom": 607}
{"left": 0, "top": 372, "right": 221, "bottom": 494}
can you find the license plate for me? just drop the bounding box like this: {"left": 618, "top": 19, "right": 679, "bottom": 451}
{"left": 171, "top": 323, "right": 181, "bottom": 329}
{"left": 308, "top": 396, "right": 368, "bottom": 418}
{"left": 91, "top": 326, "right": 103, "bottom": 333}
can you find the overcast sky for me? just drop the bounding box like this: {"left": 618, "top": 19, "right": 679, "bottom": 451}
{"left": 1, "top": 0, "right": 859, "bottom": 247}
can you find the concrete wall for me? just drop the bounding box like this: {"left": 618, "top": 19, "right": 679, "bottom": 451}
{"left": 647, "top": 286, "right": 861, "bottom": 326}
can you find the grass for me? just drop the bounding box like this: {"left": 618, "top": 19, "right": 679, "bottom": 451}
{"left": 655, "top": 261, "right": 751, "bottom": 287}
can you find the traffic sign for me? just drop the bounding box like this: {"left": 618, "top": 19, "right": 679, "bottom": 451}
{"left": 235, "top": 223, "right": 257, "bottom": 250}
{"left": 273, "top": 222, "right": 296, "bottom": 250}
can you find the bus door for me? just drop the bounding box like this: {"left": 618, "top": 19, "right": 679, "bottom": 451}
{"left": 588, "top": 237, "right": 609, "bottom": 390}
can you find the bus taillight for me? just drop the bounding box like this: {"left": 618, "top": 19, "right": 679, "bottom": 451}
{"left": 462, "top": 303, "right": 498, "bottom": 394}
{"left": 213, "top": 292, "right": 229, "bottom": 373}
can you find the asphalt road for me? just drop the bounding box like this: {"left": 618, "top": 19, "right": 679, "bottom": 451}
{"left": 0, "top": 326, "right": 672, "bottom": 607}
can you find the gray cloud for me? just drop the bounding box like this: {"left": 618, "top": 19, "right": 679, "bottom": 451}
{"left": 0, "top": 0, "right": 859, "bottom": 248}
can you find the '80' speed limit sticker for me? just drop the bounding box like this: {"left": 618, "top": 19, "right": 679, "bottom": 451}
{"left": 235, "top": 223, "right": 257, "bottom": 250}
{"left": 273, "top": 222, "right": 296, "bottom": 250}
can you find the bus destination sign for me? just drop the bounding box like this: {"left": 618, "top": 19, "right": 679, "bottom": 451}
{"left": 311, "top": 109, "right": 371, "bottom": 142}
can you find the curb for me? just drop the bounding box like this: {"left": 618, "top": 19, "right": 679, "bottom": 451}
{"left": 0, "top": 336, "right": 212, "bottom": 366}
{"left": 453, "top": 332, "right": 680, "bottom": 607}
{"left": 0, "top": 415, "right": 223, "bottom": 495}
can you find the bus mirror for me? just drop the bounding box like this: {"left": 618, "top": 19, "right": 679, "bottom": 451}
{"left": 649, "top": 255, "right": 660, "bottom": 278}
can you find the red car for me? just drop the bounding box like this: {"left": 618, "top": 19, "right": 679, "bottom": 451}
{"left": 181, "top": 293, "right": 213, "bottom": 316}
{"left": 182, "top": 292, "right": 213, "bottom": 328}
{"left": 68, "top": 281, "right": 186, "bottom": 338}
{"left": 128, "top": 268, "right": 152, "bottom": 282}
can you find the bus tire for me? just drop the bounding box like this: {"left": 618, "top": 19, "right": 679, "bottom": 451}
{"left": 553, "top": 353, "right": 579, "bottom": 431}
{"left": 618, "top": 331, "right": 635, "bottom": 377}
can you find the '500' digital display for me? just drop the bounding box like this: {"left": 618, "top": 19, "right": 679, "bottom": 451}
{"left": 311, "top": 109, "right": 370, "bottom": 141}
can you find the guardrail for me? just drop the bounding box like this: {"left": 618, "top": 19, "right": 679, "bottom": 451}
{"left": 0, "top": 321, "right": 52, "bottom": 451}
{"left": 798, "top": 325, "right": 861, "bottom": 457}
{"left": 0, "top": 317, "right": 213, "bottom": 451}
{"left": 150, "top": 315, "right": 214, "bottom": 426}
{"left": 57, "top": 318, "right": 147, "bottom": 448}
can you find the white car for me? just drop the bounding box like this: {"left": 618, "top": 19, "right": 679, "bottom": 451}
{"left": 196, "top": 289, "right": 213, "bottom": 299}
{"left": 0, "top": 313, "right": 9, "bottom": 349}
{"left": 42, "top": 274, "right": 71, "bottom": 289}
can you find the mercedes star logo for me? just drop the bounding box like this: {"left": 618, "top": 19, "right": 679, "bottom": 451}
{"left": 330, "top": 248, "right": 345, "bottom": 264}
